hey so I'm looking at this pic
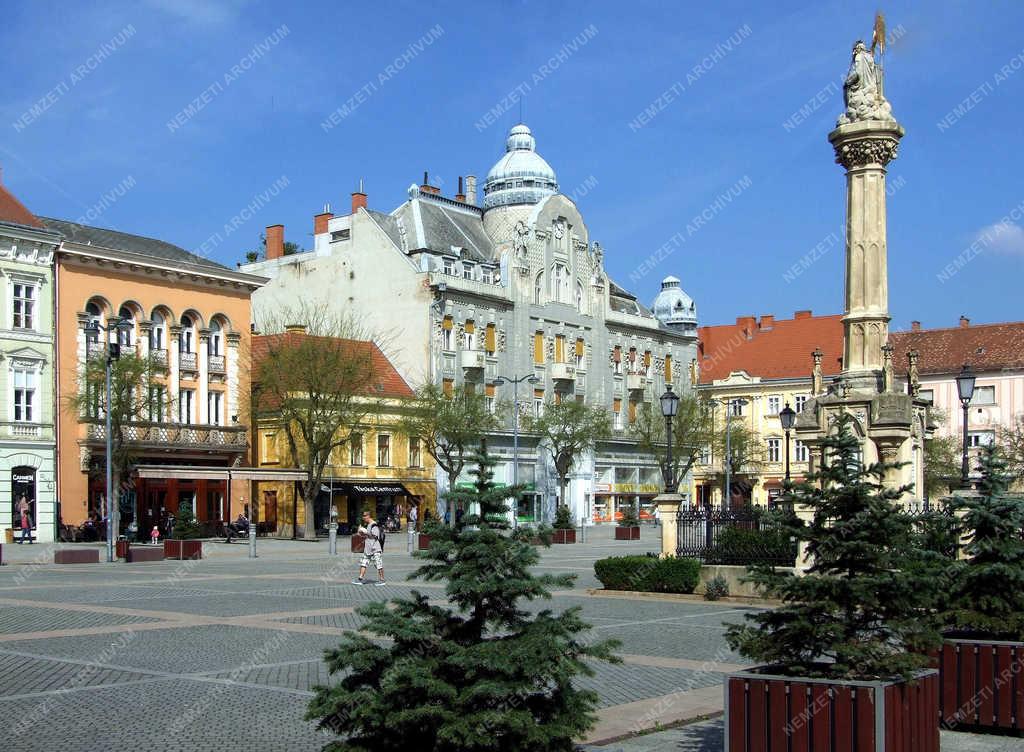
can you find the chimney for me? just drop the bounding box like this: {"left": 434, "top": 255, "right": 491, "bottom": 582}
{"left": 959, "top": 315, "right": 970, "bottom": 328}
{"left": 759, "top": 314, "right": 774, "bottom": 330}
{"left": 736, "top": 315, "right": 756, "bottom": 339}
{"left": 284, "top": 323, "right": 307, "bottom": 335}
{"left": 794, "top": 310, "right": 812, "bottom": 319}
{"left": 265, "top": 224, "right": 284, "bottom": 260}
{"left": 314, "top": 203, "right": 333, "bottom": 235}
{"left": 420, "top": 171, "right": 439, "bottom": 195}
{"left": 465, "top": 175, "right": 477, "bottom": 205}
{"left": 351, "top": 180, "right": 367, "bottom": 214}
{"left": 911, "top": 321, "right": 921, "bottom": 332}
{"left": 455, "top": 176, "right": 466, "bottom": 203}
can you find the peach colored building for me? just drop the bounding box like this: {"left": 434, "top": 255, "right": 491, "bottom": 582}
{"left": 47, "top": 217, "right": 267, "bottom": 535}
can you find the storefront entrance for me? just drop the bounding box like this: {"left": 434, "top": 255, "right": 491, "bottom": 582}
{"left": 11, "top": 466, "right": 36, "bottom": 530}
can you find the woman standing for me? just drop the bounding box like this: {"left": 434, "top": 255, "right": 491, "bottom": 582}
{"left": 19, "top": 509, "right": 32, "bottom": 544}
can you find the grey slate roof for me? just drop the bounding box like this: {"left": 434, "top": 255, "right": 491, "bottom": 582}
{"left": 40, "top": 217, "right": 231, "bottom": 272}
{"left": 392, "top": 197, "right": 493, "bottom": 262}
{"left": 366, "top": 209, "right": 404, "bottom": 251}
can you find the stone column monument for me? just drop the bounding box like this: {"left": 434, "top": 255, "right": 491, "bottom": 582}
{"left": 795, "top": 37, "right": 931, "bottom": 500}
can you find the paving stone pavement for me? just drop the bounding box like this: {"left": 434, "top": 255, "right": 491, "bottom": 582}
{"left": 2, "top": 532, "right": 1022, "bottom": 751}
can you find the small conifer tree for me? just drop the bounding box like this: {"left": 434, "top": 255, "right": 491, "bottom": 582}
{"left": 171, "top": 501, "right": 202, "bottom": 539}
{"left": 726, "top": 417, "right": 940, "bottom": 679}
{"left": 307, "top": 446, "right": 619, "bottom": 751}
{"left": 943, "top": 446, "right": 1024, "bottom": 639}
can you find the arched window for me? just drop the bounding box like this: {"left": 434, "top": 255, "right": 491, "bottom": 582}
{"left": 179, "top": 314, "right": 194, "bottom": 353}
{"left": 576, "top": 282, "right": 585, "bottom": 313}
{"left": 117, "top": 306, "right": 134, "bottom": 347}
{"left": 85, "top": 302, "right": 102, "bottom": 344}
{"left": 209, "top": 319, "right": 222, "bottom": 356}
{"left": 534, "top": 272, "right": 544, "bottom": 305}
{"left": 552, "top": 264, "right": 570, "bottom": 303}
{"left": 150, "top": 311, "right": 165, "bottom": 351}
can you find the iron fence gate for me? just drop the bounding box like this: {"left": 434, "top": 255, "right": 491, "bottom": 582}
{"left": 675, "top": 503, "right": 797, "bottom": 567}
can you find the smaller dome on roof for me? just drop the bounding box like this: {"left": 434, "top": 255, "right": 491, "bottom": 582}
{"left": 652, "top": 276, "right": 697, "bottom": 333}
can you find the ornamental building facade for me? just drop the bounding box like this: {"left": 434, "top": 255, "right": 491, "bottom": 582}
{"left": 243, "top": 123, "right": 699, "bottom": 524}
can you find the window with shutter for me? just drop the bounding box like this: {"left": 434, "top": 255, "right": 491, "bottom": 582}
{"left": 534, "top": 332, "right": 544, "bottom": 364}
{"left": 485, "top": 324, "right": 496, "bottom": 354}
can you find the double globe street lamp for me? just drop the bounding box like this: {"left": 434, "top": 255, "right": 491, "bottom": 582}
{"left": 956, "top": 364, "right": 976, "bottom": 489}
{"left": 84, "top": 316, "right": 134, "bottom": 563}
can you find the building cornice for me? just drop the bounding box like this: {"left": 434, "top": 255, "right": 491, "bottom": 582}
{"left": 58, "top": 242, "right": 268, "bottom": 291}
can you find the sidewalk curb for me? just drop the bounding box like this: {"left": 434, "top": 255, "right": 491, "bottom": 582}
{"left": 584, "top": 587, "right": 778, "bottom": 608}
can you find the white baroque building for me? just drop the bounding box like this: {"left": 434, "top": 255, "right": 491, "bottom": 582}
{"left": 244, "top": 124, "right": 698, "bottom": 524}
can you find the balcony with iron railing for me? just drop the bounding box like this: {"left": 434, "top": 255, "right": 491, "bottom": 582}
{"left": 85, "top": 421, "right": 246, "bottom": 449}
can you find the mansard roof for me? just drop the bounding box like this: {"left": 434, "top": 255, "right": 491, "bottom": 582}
{"left": 391, "top": 191, "right": 493, "bottom": 262}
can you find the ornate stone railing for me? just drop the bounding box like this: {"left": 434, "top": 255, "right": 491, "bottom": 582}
{"left": 86, "top": 421, "right": 246, "bottom": 448}
{"left": 0, "top": 422, "right": 52, "bottom": 440}
{"left": 179, "top": 351, "right": 198, "bottom": 371}
{"left": 208, "top": 354, "right": 226, "bottom": 374}
{"left": 150, "top": 348, "right": 168, "bottom": 366}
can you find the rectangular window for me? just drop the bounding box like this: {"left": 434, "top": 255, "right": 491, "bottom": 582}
{"left": 149, "top": 325, "right": 164, "bottom": 351}
{"left": 971, "top": 386, "right": 995, "bottom": 406}
{"left": 464, "top": 320, "right": 476, "bottom": 350}
{"left": 442, "top": 378, "right": 454, "bottom": 397}
{"left": 534, "top": 388, "right": 544, "bottom": 417}
{"left": 481, "top": 268, "right": 493, "bottom": 284}
{"left": 148, "top": 386, "right": 165, "bottom": 423}
{"left": 12, "top": 368, "right": 36, "bottom": 422}
{"left": 485, "top": 323, "right": 496, "bottom": 355}
{"left": 443, "top": 259, "right": 454, "bottom": 275}
{"left": 408, "top": 437, "right": 421, "bottom": 467}
{"left": 795, "top": 441, "right": 809, "bottom": 463}
{"left": 574, "top": 338, "right": 584, "bottom": 368}
{"left": 794, "top": 394, "right": 808, "bottom": 411}
{"left": 613, "top": 346, "right": 622, "bottom": 375}
{"left": 485, "top": 383, "right": 496, "bottom": 414}
{"left": 767, "top": 438, "right": 781, "bottom": 463}
{"left": 628, "top": 399, "right": 637, "bottom": 424}
{"left": 613, "top": 397, "right": 622, "bottom": 430}
{"left": 534, "top": 332, "right": 545, "bottom": 365}
{"left": 442, "top": 316, "right": 453, "bottom": 351}
{"left": 917, "top": 389, "right": 934, "bottom": 406}
{"left": 664, "top": 354, "right": 672, "bottom": 383}
{"left": 644, "top": 350, "right": 652, "bottom": 377}
{"left": 350, "top": 433, "right": 364, "bottom": 465}
{"left": 767, "top": 395, "right": 781, "bottom": 415}
{"left": 178, "top": 389, "right": 195, "bottom": 425}
{"left": 555, "top": 335, "right": 566, "bottom": 363}
{"left": 377, "top": 434, "right": 391, "bottom": 466}
{"left": 13, "top": 283, "right": 35, "bottom": 329}
{"left": 699, "top": 445, "right": 711, "bottom": 465}
{"left": 729, "top": 399, "right": 744, "bottom": 416}
{"left": 462, "top": 263, "right": 474, "bottom": 280}
{"left": 968, "top": 431, "right": 995, "bottom": 448}
{"left": 208, "top": 391, "right": 223, "bottom": 425}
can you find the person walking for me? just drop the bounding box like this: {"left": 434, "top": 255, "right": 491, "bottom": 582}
{"left": 19, "top": 509, "right": 32, "bottom": 544}
{"left": 408, "top": 503, "right": 418, "bottom": 533}
{"left": 352, "top": 511, "right": 385, "bottom": 586}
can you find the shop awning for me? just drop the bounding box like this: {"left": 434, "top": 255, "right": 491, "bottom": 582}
{"left": 339, "top": 482, "right": 411, "bottom": 497}
{"left": 134, "top": 465, "right": 307, "bottom": 482}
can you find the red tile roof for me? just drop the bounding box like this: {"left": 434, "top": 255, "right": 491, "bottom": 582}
{"left": 890, "top": 322, "right": 1024, "bottom": 375}
{"left": 698, "top": 311, "right": 844, "bottom": 384}
{"left": 251, "top": 331, "right": 413, "bottom": 399}
{"left": 0, "top": 182, "right": 44, "bottom": 228}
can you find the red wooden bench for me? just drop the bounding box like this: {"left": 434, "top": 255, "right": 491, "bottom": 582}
{"left": 54, "top": 549, "right": 100, "bottom": 564}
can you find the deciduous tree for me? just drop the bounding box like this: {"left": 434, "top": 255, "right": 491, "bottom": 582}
{"left": 525, "top": 399, "right": 610, "bottom": 512}
{"left": 629, "top": 392, "right": 714, "bottom": 492}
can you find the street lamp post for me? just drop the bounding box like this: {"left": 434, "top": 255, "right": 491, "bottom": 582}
{"left": 956, "top": 364, "right": 976, "bottom": 489}
{"left": 85, "top": 317, "right": 133, "bottom": 563}
{"left": 779, "top": 403, "right": 797, "bottom": 485}
{"left": 494, "top": 373, "right": 539, "bottom": 529}
{"left": 659, "top": 385, "right": 680, "bottom": 492}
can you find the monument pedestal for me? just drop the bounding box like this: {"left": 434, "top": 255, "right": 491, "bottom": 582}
{"left": 654, "top": 493, "right": 684, "bottom": 558}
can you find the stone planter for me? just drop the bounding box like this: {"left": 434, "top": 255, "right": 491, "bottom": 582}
{"left": 938, "top": 637, "right": 1024, "bottom": 732}
{"left": 418, "top": 534, "right": 432, "bottom": 550}
{"left": 552, "top": 528, "right": 576, "bottom": 544}
{"left": 350, "top": 533, "right": 365, "bottom": 553}
{"left": 725, "top": 667, "right": 938, "bottom": 752}
{"left": 615, "top": 525, "right": 640, "bottom": 541}
{"left": 163, "top": 539, "right": 202, "bottom": 560}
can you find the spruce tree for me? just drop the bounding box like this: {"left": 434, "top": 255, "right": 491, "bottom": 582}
{"left": 944, "top": 445, "right": 1024, "bottom": 639}
{"left": 725, "top": 417, "right": 940, "bottom": 680}
{"left": 171, "top": 501, "right": 202, "bottom": 539}
{"left": 307, "top": 446, "right": 620, "bottom": 751}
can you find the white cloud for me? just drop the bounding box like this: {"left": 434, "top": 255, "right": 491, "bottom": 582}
{"left": 975, "top": 221, "right": 1024, "bottom": 256}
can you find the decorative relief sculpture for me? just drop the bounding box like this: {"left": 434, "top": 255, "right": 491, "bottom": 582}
{"left": 837, "top": 40, "right": 895, "bottom": 125}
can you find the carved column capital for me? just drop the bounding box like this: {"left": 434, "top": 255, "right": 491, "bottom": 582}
{"left": 832, "top": 133, "right": 901, "bottom": 169}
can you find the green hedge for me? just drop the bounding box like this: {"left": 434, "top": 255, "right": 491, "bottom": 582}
{"left": 704, "top": 526, "right": 796, "bottom": 566}
{"left": 594, "top": 555, "right": 700, "bottom": 594}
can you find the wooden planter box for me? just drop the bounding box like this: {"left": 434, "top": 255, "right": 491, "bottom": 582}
{"left": 615, "top": 526, "right": 640, "bottom": 540}
{"left": 552, "top": 528, "right": 576, "bottom": 544}
{"left": 351, "top": 533, "right": 365, "bottom": 553}
{"left": 126, "top": 546, "right": 164, "bottom": 563}
{"left": 418, "top": 534, "right": 432, "bottom": 550}
{"left": 725, "top": 667, "right": 938, "bottom": 752}
{"left": 163, "top": 539, "right": 202, "bottom": 560}
{"left": 54, "top": 549, "right": 100, "bottom": 564}
{"left": 938, "top": 637, "right": 1024, "bottom": 732}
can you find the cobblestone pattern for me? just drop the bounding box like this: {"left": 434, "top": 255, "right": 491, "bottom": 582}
{"left": 579, "top": 661, "right": 723, "bottom": 708}
{"left": 0, "top": 606, "right": 160, "bottom": 634}
{"left": 0, "top": 653, "right": 155, "bottom": 697}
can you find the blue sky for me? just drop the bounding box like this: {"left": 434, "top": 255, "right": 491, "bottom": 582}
{"left": 3, "top": 0, "right": 1022, "bottom": 329}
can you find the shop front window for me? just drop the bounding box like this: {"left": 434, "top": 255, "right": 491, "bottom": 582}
{"left": 11, "top": 466, "right": 36, "bottom": 528}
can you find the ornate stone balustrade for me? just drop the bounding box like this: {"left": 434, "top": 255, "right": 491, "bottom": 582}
{"left": 85, "top": 421, "right": 246, "bottom": 448}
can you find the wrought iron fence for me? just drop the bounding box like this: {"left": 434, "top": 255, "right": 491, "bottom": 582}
{"left": 676, "top": 503, "right": 797, "bottom": 567}
{"left": 903, "top": 502, "right": 959, "bottom": 559}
